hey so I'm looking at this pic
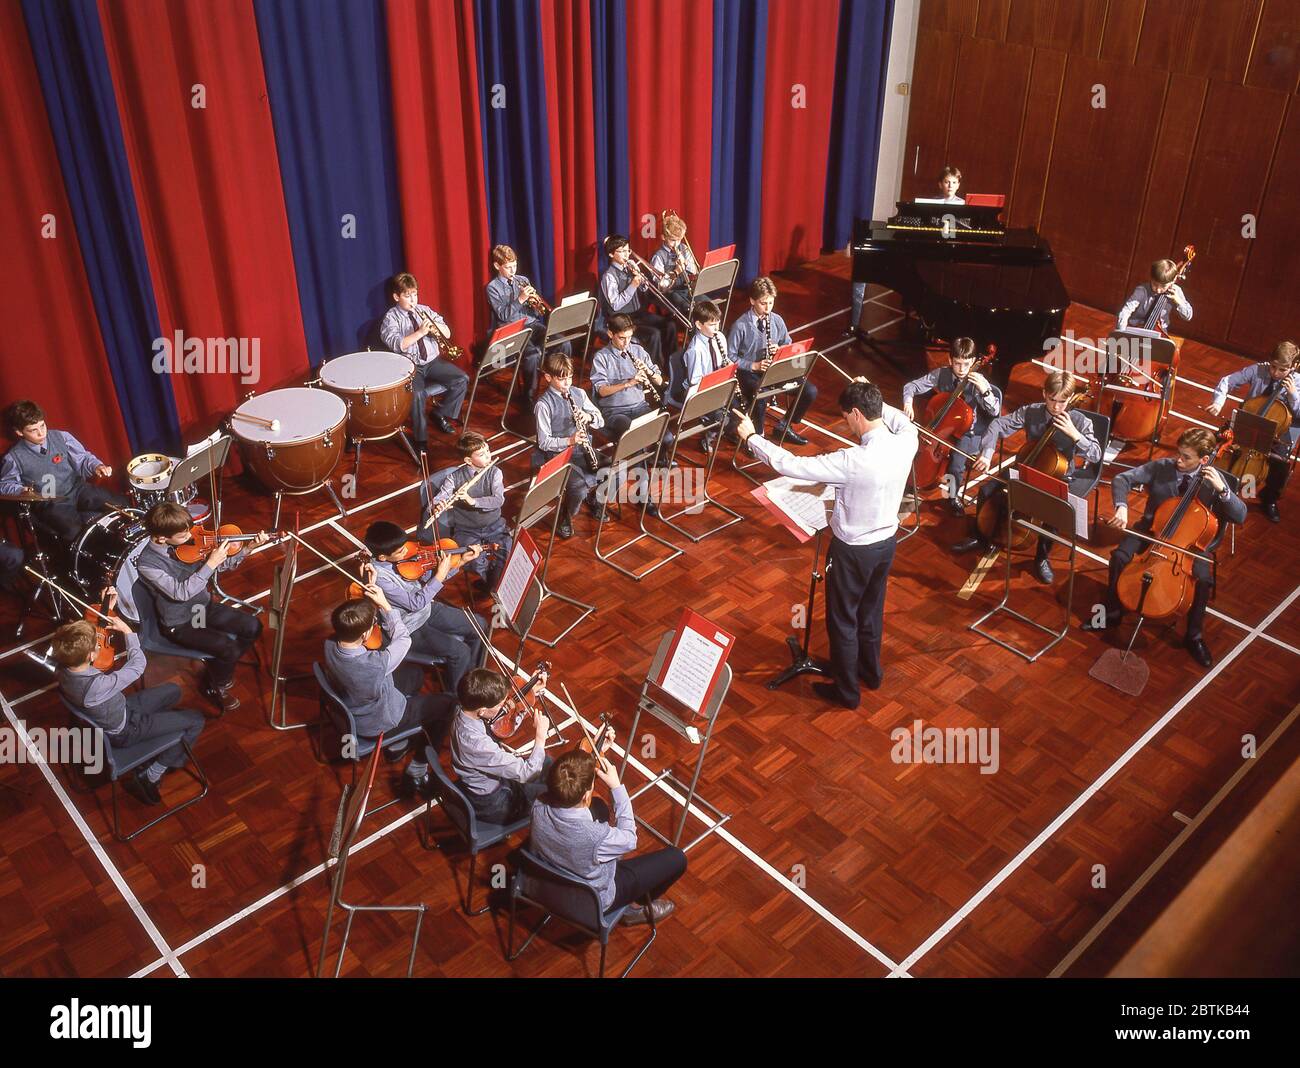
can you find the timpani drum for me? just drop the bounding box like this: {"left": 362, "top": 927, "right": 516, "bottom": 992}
{"left": 231, "top": 387, "right": 346, "bottom": 495}
{"left": 319, "top": 351, "right": 415, "bottom": 441}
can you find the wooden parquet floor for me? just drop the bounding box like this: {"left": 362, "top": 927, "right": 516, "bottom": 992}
{"left": 1, "top": 251, "right": 1296, "bottom": 978}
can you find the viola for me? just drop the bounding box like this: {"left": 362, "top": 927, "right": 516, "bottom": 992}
{"left": 975, "top": 381, "right": 1089, "bottom": 547}
{"left": 345, "top": 580, "right": 384, "bottom": 651}
{"left": 489, "top": 661, "right": 552, "bottom": 740}
{"left": 1109, "top": 244, "right": 1196, "bottom": 443}
{"left": 174, "top": 523, "right": 279, "bottom": 564}
{"left": 394, "top": 539, "right": 501, "bottom": 581}
{"left": 911, "top": 346, "right": 996, "bottom": 491}
{"left": 1116, "top": 464, "right": 1218, "bottom": 620}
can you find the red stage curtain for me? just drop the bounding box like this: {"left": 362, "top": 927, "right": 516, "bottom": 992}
{"left": 759, "top": 0, "right": 840, "bottom": 272}
{"left": 96, "top": 0, "right": 309, "bottom": 436}
{"left": 386, "top": 0, "right": 492, "bottom": 343}
{"left": 626, "top": 0, "right": 713, "bottom": 264}
{"left": 0, "top": 2, "right": 131, "bottom": 466}
{"left": 540, "top": 0, "right": 600, "bottom": 295}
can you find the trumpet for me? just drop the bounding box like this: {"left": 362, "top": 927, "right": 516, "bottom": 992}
{"left": 517, "top": 279, "right": 552, "bottom": 317}
{"left": 419, "top": 308, "right": 464, "bottom": 360}
{"left": 566, "top": 390, "right": 600, "bottom": 470}
{"left": 629, "top": 353, "right": 662, "bottom": 405}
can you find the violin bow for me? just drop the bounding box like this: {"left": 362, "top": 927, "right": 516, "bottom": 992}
{"left": 21, "top": 567, "right": 116, "bottom": 624}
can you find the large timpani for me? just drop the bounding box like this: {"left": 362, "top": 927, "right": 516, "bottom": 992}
{"left": 318, "top": 351, "right": 414, "bottom": 441}
{"left": 231, "top": 387, "right": 347, "bottom": 494}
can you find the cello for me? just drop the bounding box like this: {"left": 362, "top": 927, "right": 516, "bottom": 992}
{"left": 912, "top": 345, "right": 996, "bottom": 491}
{"left": 1115, "top": 464, "right": 1218, "bottom": 620}
{"left": 1109, "top": 245, "right": 1196, "bottom": 444}
{"left": 1215, "top": 368, "right": 1298, "bottom": 489}
{"left": 975, "top": 381, "right": 1090, "bottom": 548}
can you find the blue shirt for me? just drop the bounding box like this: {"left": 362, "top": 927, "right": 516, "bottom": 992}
{"left": 727, "top": 309, "right": 793, "bottom": 372}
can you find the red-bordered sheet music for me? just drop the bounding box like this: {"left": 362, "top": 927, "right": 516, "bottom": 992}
{"left": 697, "top": 364, "right": 738, "bottom": 391}
{"left": 702, "top": 244, "right": 736, "bottom": 268}
{"left": 495, "top": 529, "right": 543, "bottom": 624}
{"left": 535, "top": 446, "right": 574, "bottom": 484}
{"left": 489, "top": 319, "right": 528, "bottom": 345}
{"left": 772, "top": 338, "right": 813, "bottom": 363}
{"left": 653, "top": 608, "right": 736, "bottom": 716}
{"left": 1017, "top": 465, "right": 1068, "bottom": 499}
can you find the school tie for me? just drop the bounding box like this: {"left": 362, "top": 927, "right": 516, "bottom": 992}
{"left": 1177, "top": 474, "right": 1190, "bottom": 496}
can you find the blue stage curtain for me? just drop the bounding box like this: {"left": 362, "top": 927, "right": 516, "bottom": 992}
{"left": 254, "top": 0, "right": 407, "bottom": 361}
{"left": 20, "top": 0, "right": 179, "bottom": 453}
{"left": 590, "top": 0, "right": 628, "bottom": 249}
{"left": 823, "top": 0, "right": 894, "bottom": 251}
{"left": 709, "top": 0, "right": 768, "bottom": 285}
{"left": 474, "top": 0, "right": 557, "bottom": 301}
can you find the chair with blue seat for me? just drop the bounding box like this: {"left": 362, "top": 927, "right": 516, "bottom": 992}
{"left": 312, "top": 662, "right": 427, "bottom": 815}
{"left": 506, "top": 846, "right": 658, "bottom": 979}
{"left": 421, "top": 747, "right": 531, "bottom": 915}
{"left": 60, "top": 696, "right": 209, "bottom": 841}
{"left": 130, "top": 578, "right": 213, "bottom": 666}
{"left": 664, "top": 346, "right": 688, "bottom": 412}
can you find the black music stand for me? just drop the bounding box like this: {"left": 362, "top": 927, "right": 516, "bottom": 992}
{"left": 549, "top": 295, "right": 598, "bottom": 379}
{"left": 659, "top": 375, "right": 745, "bottom": 542}
{"left": 1228, "top": 408, "right": 1285, "bottom": 501}
{"left": 510, "top": 457, "right": 595, "bottom": 648}
{"left": 465, "top": 324, "right": 534, "bottom": 450}
{"left": 620, "top": 629, "right": 732, "bottom": 851}
{"left": 731, "top": 349, "right": 820, "bottom": 486}
{"left": 690, "top": 257, "right": 739, "bottom": 324}
{"left": 267, "top": 532, "right": 311, "bottom": 731}
{"left": 770, "top": 526, "right": 832, "bottom": 689}
{"left": 593, "top": 410, "right": 683, "bottom": 580}
{"left": 968, "top": 479, "right": 1080, "bottom": 662}
{"left": 1105, "top": 330, "right": 1177, "bottom": 452}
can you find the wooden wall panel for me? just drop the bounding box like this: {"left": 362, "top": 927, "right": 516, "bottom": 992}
{"left": 1136, "top": 0, "right": 1263, "bottom": 83}
{"left": 1127, "top": 73, "right": 1207, "bottom": 302}
{"left": 1228, "top": 99, "right": 1300, "bottom": 352}
{"left": 1245, "top": 0, "right": 1300, "bottom": 93}
{"left": 1038, "top": 58, "right": 1167, "bottom": 310}
{"left": 919, "top": 0, "right": 978, "bottom": 35}
{"left": 1005, "top": 0, "right": 1108, "bottom": 57}
{"left": 902, "top": 29, "right": 961, "bottom": 201}
{"left": 1098, "top": 0, "right": 1146, "bottom": 65}
{"left": 974, "top": 0, "right": 1011, "bottom": 42}
{"left": 944, "top": 35, "right": 1033, "bottom": 202}
{"left": 1007, "top": 48, "right": 1066, "bottom": 230}
{"left": 1173, "top": 82, "right": 1286, "bottom": 340}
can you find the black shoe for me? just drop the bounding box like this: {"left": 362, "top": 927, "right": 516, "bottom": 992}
{"left": 412, "top": 439, "right": 428, "bottom": 452}
{"left": 433, "top": 415, "right": 457, "bottom": 435}
{"left": 383, "top": 739, "right": 411, "bottom": 763}
{"left": 1263, "top": 500, "right": 1281, "bottom": 523}
{"left": 774, "top": 422, "right": 809, "bottom": 446}
{"left": 811, "top": 681, "right": 859, "bottom": 710}
{"left": 1033, "top": 558, "right": 1055, "bottom": 585}
{"left": 701, "top": 430, "right": 719, "bottom": 453}
{"left": 556, "top": 515, "right": 574, "bottom": 539}
{"left": 946, "top": 497, "right": 967, "bottom": 517}
{"left": 951, "top": 535, "right": 988, "bottom": 554}
{"left": 644, "top": 501, "right": 660, "bottom": 518}
{"left": 858, "top": 671, "right": 882, "bottom": 691}
{"left": 125, "top": 771, "right": 163, "bottom": 807}
{"left": 401, "top": 770, "right": 430, "bottom": 799}
{"left": 204, "top": 686, "right": 239, "bottom": 713}
{"left": 1185, "top": 635, "right": 1214, "bottom": 668}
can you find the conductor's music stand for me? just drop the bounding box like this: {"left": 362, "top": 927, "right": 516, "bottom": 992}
{"left": 316, "top": 738, "right": 426, "bottom": 978}
{"left": 593, "top": 411, "right": 683, "bottom": 580}
{"left": 465, "top": 322, "right": 534, "bottom": 452}
{"left": 732, "top": 347, "right": 820, "bottom": 486}
{"left": 510, "top": 452, "right": 595, "bottom": 648}
{"left": 659, "top": 373, "right": 745, "bottom": 542}
{"left": 690, "top": 255, "right": 739, "bottom": 324}
{"left": 620, "top": 625, "right": 732, "bottom": 851}
{"left": 968, "top": 479, "right": 1080, "bottom": 662}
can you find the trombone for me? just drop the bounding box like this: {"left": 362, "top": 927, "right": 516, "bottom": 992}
{"left": 627, "top": 249, "right": 692, "bottom": 331}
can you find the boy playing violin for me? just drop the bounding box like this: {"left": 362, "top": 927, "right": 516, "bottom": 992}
{"left": 324, "top": 576, "right": 454, "bottom": 796}
{"left": 52, "top": 599, "right": 203, "bottom": 807}
{"left": 1081, "top": 428, "right": 1245, "bottom": 668}
{"left": 1206, "top": 340, "right": 1299, "bottom": 523}
{"left": 136, "top": 503, "right": 267, "bottom": 713}
{"left": 951, "top": 370, "right": 1100, "bottom": 584}
{"left": 901, "top": 336, "right": 1001, "bottom": 515}
{"left": 363, "top": 520, "right": 486, "bottom": 691}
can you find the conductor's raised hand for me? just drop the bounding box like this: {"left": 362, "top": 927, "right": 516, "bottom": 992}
{"left": 734, "top": 414, "right": 756, "bottom": 442}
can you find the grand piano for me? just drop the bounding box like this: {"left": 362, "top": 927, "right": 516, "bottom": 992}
{"left": 851, "top": 200, "right": 1069, "bottom": 371}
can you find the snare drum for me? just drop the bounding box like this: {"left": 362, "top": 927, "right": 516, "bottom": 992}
{"left": 125, "top": 452, "right": 200, "bottom": 510}
{"left": 319, "top": 351, "right": 415, "bottom": 441}
{"left": 71, "top": 509, "right": 147, "bottom": 597}
{"left": 231, "top": 387, "right": 346, "bottom": 494}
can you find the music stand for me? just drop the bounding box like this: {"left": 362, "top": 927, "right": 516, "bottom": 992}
{"left": 465, "top": 322, "right": 535, "bottom": 453}
{"left": 510, "top": 452, "right": 595, "bottom": 648}
{"left": 548, "top": 295, "right": 598, "bottom": 379}
{"left": 732, "top": 347, "right": 820, "bottom": 486}
{"left": 620, "top": 624, "right": 733, "bottom": 851}
{"left": 968, "top": 479, "right": 1080, "bottom": 662}
{"left": 267, "top": 529, "right": 310, "bottom": 731}
{"left": 316, "top": 738, "right": 426, "bottom": 978}
{"left": 659, "top": 374, "right": 745, "bottom": 542}
{"left": 691, "top": 255, "right": 739, "bottom": 324}
{"left": 1229, "top": 409, "right": 1286, "bottom": 498}
{"left": 1105, "top": 330, "right": 1178, "bottom": 453}
{"left": 593, "top": 410, "right": 683, "bottom": 580}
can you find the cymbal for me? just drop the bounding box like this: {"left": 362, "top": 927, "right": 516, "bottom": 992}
{"left": 0, "top": 488, "right": 49, "bottom": 502}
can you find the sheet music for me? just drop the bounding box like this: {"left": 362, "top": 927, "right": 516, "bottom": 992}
{"left": 1009, "top": 469, "right": 1089, "bottom": 540}
{"left": 560, "top": 291, "right": 590, "bottom": 307}
{"left": 762, "top": 475, "right": 834, "bottom": 536}
{"left": 660, "top": 628, "right": 727, "bottom": 715}
{"left": 495, "top": 539, "right": 538, "bottom": 622}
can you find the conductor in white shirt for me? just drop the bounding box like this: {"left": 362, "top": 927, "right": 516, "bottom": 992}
{"left": 737, "top": 380, "right": 918, "bottom": 709}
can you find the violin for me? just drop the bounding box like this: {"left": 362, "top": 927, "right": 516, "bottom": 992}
{"left": 1109, "top": 244, "right": 1196, "bottom": 444}
{"left": 1215, "top": 370, "right": 1297, "bottom": 488}
{"left": 1116, "top": 464, "right": 1218, "bottom": 620}
{"left": 345, "top": 580, "right": 384, "bottom": 651}
{"left": 489, "top": 661, "right": 552, "bottom": 740}
{"left": 579, "top": 712, "right": 613, "bottom": 759}
{"left": 975, "top": 381, "right": 1090, "bottom": 547}
{"left": 174, "top": 523, "right": 279, "bottom": 564}
{"left": 912, "top": 345, "right": 996, "bottom": 491}
{"left": 85, "top": 591, "right": 122, "bottom": 672}
{"left": 394, "top": 539, "right": 500, "bottom": 581}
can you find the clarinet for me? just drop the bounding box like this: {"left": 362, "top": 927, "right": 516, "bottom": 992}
{"left": 566, "top": 390, "right": 601, "bottom": 470}
{"left": 629, "top": 353, "right": 662, "bottom": 405}
{"left": 760, "top": 315, "right": 777, "bottom": 363}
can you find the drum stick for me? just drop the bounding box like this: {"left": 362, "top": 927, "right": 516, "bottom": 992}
{"left": 233, "top": 411, "right": 281, "bottom": 433}
{"left": 21, "top": 566, "right": 114, "bottom": 623}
